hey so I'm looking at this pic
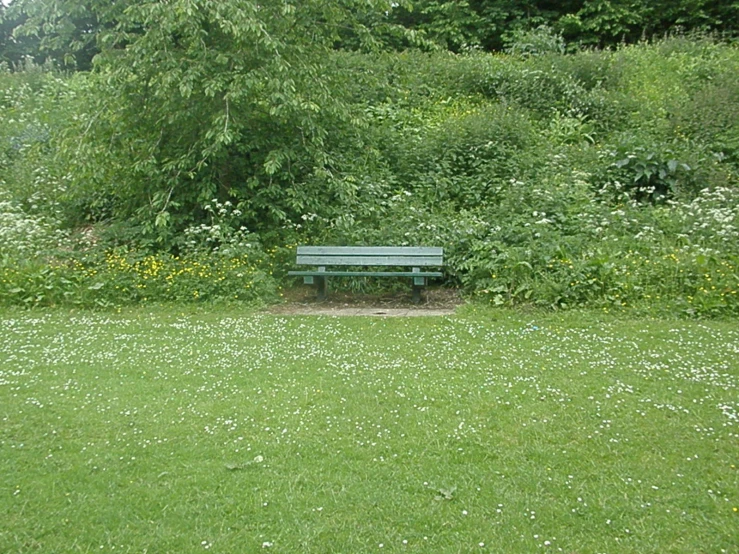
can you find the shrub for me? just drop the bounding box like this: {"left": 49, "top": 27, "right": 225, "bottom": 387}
{"left": 0, "top": 62, "right": 74, "bottom": 216}
{"left": 672, "top": 72, "right": 739, "bottom": 166}
{"left": 389, "top": 102, "right": 537, "bottom": 208}
{"left": 0, "top": 248, "right": 279, "bottom": 308}
{"left": 0, "top": 199, "right": 68, "bottom": 262}
{"left": 503, "top": 26, "right": 566, "bottom": 57}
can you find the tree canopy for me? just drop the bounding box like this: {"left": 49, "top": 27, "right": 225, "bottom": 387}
{"left": 389, "top": 0, "right": 739, "bottom": 51}
{"left": 5, "top": 0, "right": 738, "bottom": 68}
{"left": 6, "top": 0, "right": 410, "bottom": 242}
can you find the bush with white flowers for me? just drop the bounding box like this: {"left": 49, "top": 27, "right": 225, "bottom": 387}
{"left": 0, "top": 198, "right": 67, "bottom": 263}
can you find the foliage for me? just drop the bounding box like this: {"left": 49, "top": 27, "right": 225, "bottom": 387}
{"left": 294, "top": 37, "right": 739, "bottom": 317}
{"left": 0, "top": 4, "right": 35, "bottom": 67}
{"left": 11, "top": 0, "right": 410, "bottom": 246}
{"left": 2, "top": 35, "right": 739, "bottom": 315}
{"left": 503, "top": 25, "right": 566, "bottom": 57}
{"left": 388, "top": 0, "right": 485, "bottom": 52}
{"left": 385, "top": 0, "right": 739, "bottom": 53}
{"left": 390, "top": 102, "right": 536, "bottom": 209}
{"left": 0, "top": 247, "right": 278, "bottom": 308}
{"left": 672, "top": 71, "right": 739, "bottom": 165}
{"left": 6, "top": 0, "right": 738, "bottom": 71}
{"left": 0, "top": 199, "right": 68, "bottom": 262}
{"left": 0, "top": 192, "right": 281, "bottom": 308}
{"left": 0, "top": 61, "right": 73, "bottom": 213}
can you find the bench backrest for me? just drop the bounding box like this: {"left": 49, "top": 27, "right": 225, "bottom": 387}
{"left": 296, "top": 246, "right": 443, "bottom": 267}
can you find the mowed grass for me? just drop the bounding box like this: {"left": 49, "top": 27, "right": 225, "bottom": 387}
{"left": 1, "top": 307, "right": 738, "bottom": 553}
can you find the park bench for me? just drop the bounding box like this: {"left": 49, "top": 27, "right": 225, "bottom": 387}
{"left": 288, "top": 246, "right": 444, "bottom": 303}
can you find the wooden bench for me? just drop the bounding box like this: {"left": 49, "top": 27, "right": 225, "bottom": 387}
{"left": 288, "top": 246, "right": 444, "bottom": 303}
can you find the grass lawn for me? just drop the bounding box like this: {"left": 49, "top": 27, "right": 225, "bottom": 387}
{"left": 1, "top": 306, "right": 738, "bottom": 553}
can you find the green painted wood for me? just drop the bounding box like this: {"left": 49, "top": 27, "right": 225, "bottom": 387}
{"left": 297, "top": 246, "right": 442, "bottom": 256}
{"left": 412, "top": 285, "right": 422, "bottom": 304}
{"left": 290, "top": 246, "right": 443, "bottom": 301}
{"left": 296, "top": 255, "right": 442, "bottom": 266}
{"left": 315, "top": 275, "right": 327, "bottom": 300}
{"left": 295, "top": 246, "right": 443, "bottom": 267}
{"left": 288, "top": 270, "right": 443, "bottom": 278}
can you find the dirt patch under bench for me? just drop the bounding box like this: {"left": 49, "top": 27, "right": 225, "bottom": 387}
{"left": 265, "top": 287, "right": 464, "bottom": 316}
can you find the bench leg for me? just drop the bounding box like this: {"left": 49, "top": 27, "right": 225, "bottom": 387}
{"left": 316, "top": 276, "right": 327, "bottom": 301}
{"left": 412, "top": 285, "right": 422, "bottom": 304}
{"left": 412, "top": 275, "right": 426, "bottom": 304}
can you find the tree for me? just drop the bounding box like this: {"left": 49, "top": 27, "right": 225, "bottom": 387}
{"left": 1, "top": 4, "right": 39, "bottom": 66}
{"left": 5, "top": 0, "right": 122, "bottom": 69}
{"left": 389, "top": 0, "right": 739, "bottom": 52}
{"left": 389, "top": 1, "right": 484, "bottom": 51}
{"left": 16, "top": 0, "right": 407, "bottom": 242}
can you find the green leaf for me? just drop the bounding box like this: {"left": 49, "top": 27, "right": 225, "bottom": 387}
{"left": 155, "top": 211, "right": 171, "bottom": 228}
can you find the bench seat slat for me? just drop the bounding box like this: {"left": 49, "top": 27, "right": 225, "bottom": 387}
{"left": 288, "top": 271, "right": 443, "bottom": 278}
{"left": 297, "top": 246, "right": 442, "bottom": 256}
{"left": 296, "top": 255, "right": 442, "bottom": 266}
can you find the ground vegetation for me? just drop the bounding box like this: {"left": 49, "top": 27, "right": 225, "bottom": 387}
{"left": 0, "top": 5, "right": 737, "bottom": 315}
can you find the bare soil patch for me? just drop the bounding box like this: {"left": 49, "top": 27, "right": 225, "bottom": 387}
{"left": 265, "top": 286, "right": 464, "bottom": 316}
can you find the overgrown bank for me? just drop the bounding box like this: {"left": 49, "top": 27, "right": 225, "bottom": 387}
{"left": 1, "top": 35, "right": 739, "bottom": 315}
